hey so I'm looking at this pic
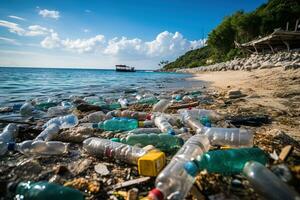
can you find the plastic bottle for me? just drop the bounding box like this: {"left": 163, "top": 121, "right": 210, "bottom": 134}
{"left": 9, "top": 181, "right": 84, "bottom": 200}
{"left": 0, "top": 124, "right": 19, "bottom": 155}
{"left": 243, "top": 161, "right": 300, "bottom": 200}
{"left": 83, "top": 137, "right": 165, "bottom": 176}
{"left": 35, "top": 102, "right": 57, "bottom": 110}
{"left": 61, "top": 101, "right": 72, "bottom": 108}
{"left": 14, "top": 140, "right": 69, "bottom": 155}
{"left": 93, "top": 117, "right": 138, "bottom": 131}
{"left": 83, "top": 111, "right": 106, "bottom": 123}
{"left": 152, "top": 99, "right": 171, "bottom": 113}
{"left": 154, "top": 115, "right": 175, "bottom": 135}
{"left": 121, "top": 111, "right": 151, "bottom": 121}
{"left": 118, "top": 133, "right": 183, "bottom": 152}
{"left": 179, "top": 110, "right": 204, "bottom": 133}
{"left": 34, "top": 124, "right": 60, "bottom": 141}
{"left": 148, "top": 135, "right": 210, "bottom": 200}
{"left": 0, "top": 124, "right": 19, "bottom": 142}
{"left": 84, "top": 96, "right": 102, "bottom": 104}
{"left": 185, "top": 148, "right": 267, "bottom": 176}
{"left": 178, "top": 108, "right": 221, "bottom": 122}
{"left": 128, "top": 128, "right": 162, "bottom": 134}
{"left": 20, "top": 102, "right": 34, "bottom": 116}
{"left": 136, "top": 97, "right": 158, "bottom": 105}
{"left": 47, "top": 106, "right": 71, "bottom": 117}
{"left": 43, "top": 114, "right": 79, "bottom": 129}
{"left": 203, "top": 127, "right": 253, "bottom": 147}
{"left": 118, "top": 98, "right": 129, "bottom": 108}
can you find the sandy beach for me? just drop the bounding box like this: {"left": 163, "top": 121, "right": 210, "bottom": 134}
{"left": 189, "top": 68, "right": 300, "bottom": 139}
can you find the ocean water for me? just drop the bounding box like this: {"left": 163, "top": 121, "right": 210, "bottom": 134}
{"left": 0, "top": 67, "right": 201, "bottom": 106}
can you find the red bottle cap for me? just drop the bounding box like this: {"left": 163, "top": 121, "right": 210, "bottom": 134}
{"left": 146, "top": 113, "right": 152, "bottom": 120}
{"left": 148, "top": 188, "right": 164, "bottom": 200}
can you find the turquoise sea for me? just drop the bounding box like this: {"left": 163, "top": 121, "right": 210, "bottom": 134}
{"left": 0, "top": 67, "right": 201, "bottom": 106}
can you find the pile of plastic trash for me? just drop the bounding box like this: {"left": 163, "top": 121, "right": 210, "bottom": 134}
{"left": 0, "top": 90, "right": 299, "bottom": 199}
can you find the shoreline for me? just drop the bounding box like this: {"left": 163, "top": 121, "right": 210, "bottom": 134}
{"left": 187, "top": 68, "right": 300, "bottom": 139}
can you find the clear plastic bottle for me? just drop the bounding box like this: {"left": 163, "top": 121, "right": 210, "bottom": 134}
{"left": 185, "top": 148, "right": 267, "bottom": 176}
{"left": 154, "top": 115, "right": 175, "bottom": 135}
{"left": 43, "top": 114, "right": 79, "bottom": 129}
{"left": 10, "top": 181, "right": 84, "bottom": 200}
{"left": 119, "top": 133, "right": 183, "bottom": 152}
{"left": 83, "top": 111, "right": 106, "bottom": 123}
{"left": 83, "top": 137, "right": 147, "bottom": 165}
{"left": 83, "top": 137, "right": 165, "bottom": 176}
{"left": 179, "top": 110, "right": 204, "bottom": 133}
{"left": 243, "top": 161, "right": 300, "bottom": 200}
{"left": 14, "top": 140, "right": 69, "bottom": 155}
{"left": 35, "top": 124, "right": 60, "bottom": 141}
{"left": 148, "top": 135, "right": 210, "bottom": 200}
{"left": 203, "top": 127, "right": 253, "bottom": 147}
{"left": 93, "top": 117, "right": 138, "bottom": 131}
{"left": 118, "top": 98, "right": 129, "bottom": 108}
{"left": 20, "top": 102, "right": 34, "bottom": 116}
{"left": 152, "top": 99, "right": 171, "bottom": 113}
{"left": 47, "top": 106, "right": 71, "bottom": 117}
{"left": 84, "top": 96, "right": 102, "bottom": 104}
{"left": 178, "top": 108, "right": 222, "bottom": 122}
{"left": 121, "top": 110, "right": 151, "bottom": 121}
{"left": 0, "top": 123, "right": 19, "bottom": 142}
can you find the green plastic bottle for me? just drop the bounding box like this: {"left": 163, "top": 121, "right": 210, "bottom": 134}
{"left": 35, "top": 102, "right": 57, "bottom": 110}
{"left": 93, "top": 117, "right": 138, "bottom": 131}
{"left": 117, "top": 133, "right": 184, "bottom": 152}
{"left": 185, "top": 148, "right": 267, "bottom": 176}
{"left": 137, "top": 97, "right": 158, "bottom": 105}
{"left": 12, "top": 181, "right": 84, "bottom": 200}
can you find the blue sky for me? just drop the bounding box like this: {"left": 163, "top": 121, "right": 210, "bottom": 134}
{"left": 0, "top": 0, "right": 266, "bottom": 69}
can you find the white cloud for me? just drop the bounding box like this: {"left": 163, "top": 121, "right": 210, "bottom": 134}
{"left": 0, "top": 36, "right": 20, "bottom": 45}
{"left": 61, "top": 35, "right": 105, "bottom": 53}
{"left": 0, "top": 20, "right": 25, "bottom": 35}
{"left": 104, "top": 37, "right": 145, "bottom": 57}
{"left": 41, "top": 32, "right": 61, "bottom": 49}
{"left": 0, "top": 19, "right": 52, "bottom": 37}
{"left": 26, "top": 25, "right": 51, "bottom": 36}
{"left": 83, "top": 29, "right": 90, "bottom": 33}
{"left": 38, "top": 9, "right": 60, "bottom": 19}
{"left": 8, "top": 15, "right": 26, "bottom": 21}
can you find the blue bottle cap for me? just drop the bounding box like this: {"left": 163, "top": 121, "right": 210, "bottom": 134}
{"left": 92, "top": 123, "right": 98, "bottom": 129}
{"left": 184, "top": 161, "right": 199, "bottom": 177}
{"left": 205, "top": 122, "right": 211, "bottom": 127}
{"left": 167, "top": 129, "right": 176, "bottom": 135}
{"left": 7, "top": 142, "right": 15, "bottom": 151}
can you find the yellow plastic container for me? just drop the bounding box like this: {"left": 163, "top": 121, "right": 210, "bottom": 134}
{"left": 138, "top": 150, "right": 166, "bottom": 176}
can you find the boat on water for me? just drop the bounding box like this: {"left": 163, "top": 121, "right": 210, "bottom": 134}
{"left": 115, "top": 65, "right": 136, "bottom": 72}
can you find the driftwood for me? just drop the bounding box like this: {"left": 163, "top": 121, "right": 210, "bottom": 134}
{"left": 169, "top": 101, "right": 199, "bottom": 109}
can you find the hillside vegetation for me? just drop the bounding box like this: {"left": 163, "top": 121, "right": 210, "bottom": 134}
{"left": 163, "top": 0, "right": 300, "bottom": 70}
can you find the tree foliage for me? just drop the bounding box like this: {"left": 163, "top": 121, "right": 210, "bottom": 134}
{"left": 163, "top": 0, "right": 300, "bottom": 70}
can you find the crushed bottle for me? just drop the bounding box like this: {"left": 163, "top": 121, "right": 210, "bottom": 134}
{"left": 83, "top": 137, "right": 165, "bottom": 176}
{"left": 0, "top": 124, "right": 19, "bottom": 155}
{"left": 243, "top": 161, "right": 300, "bottom": 200}
{"left": 148, "top": 135, "right": 210, "bottom": 200}
{"left": 185, "top": 148, "right": 267, "bottom": 176}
